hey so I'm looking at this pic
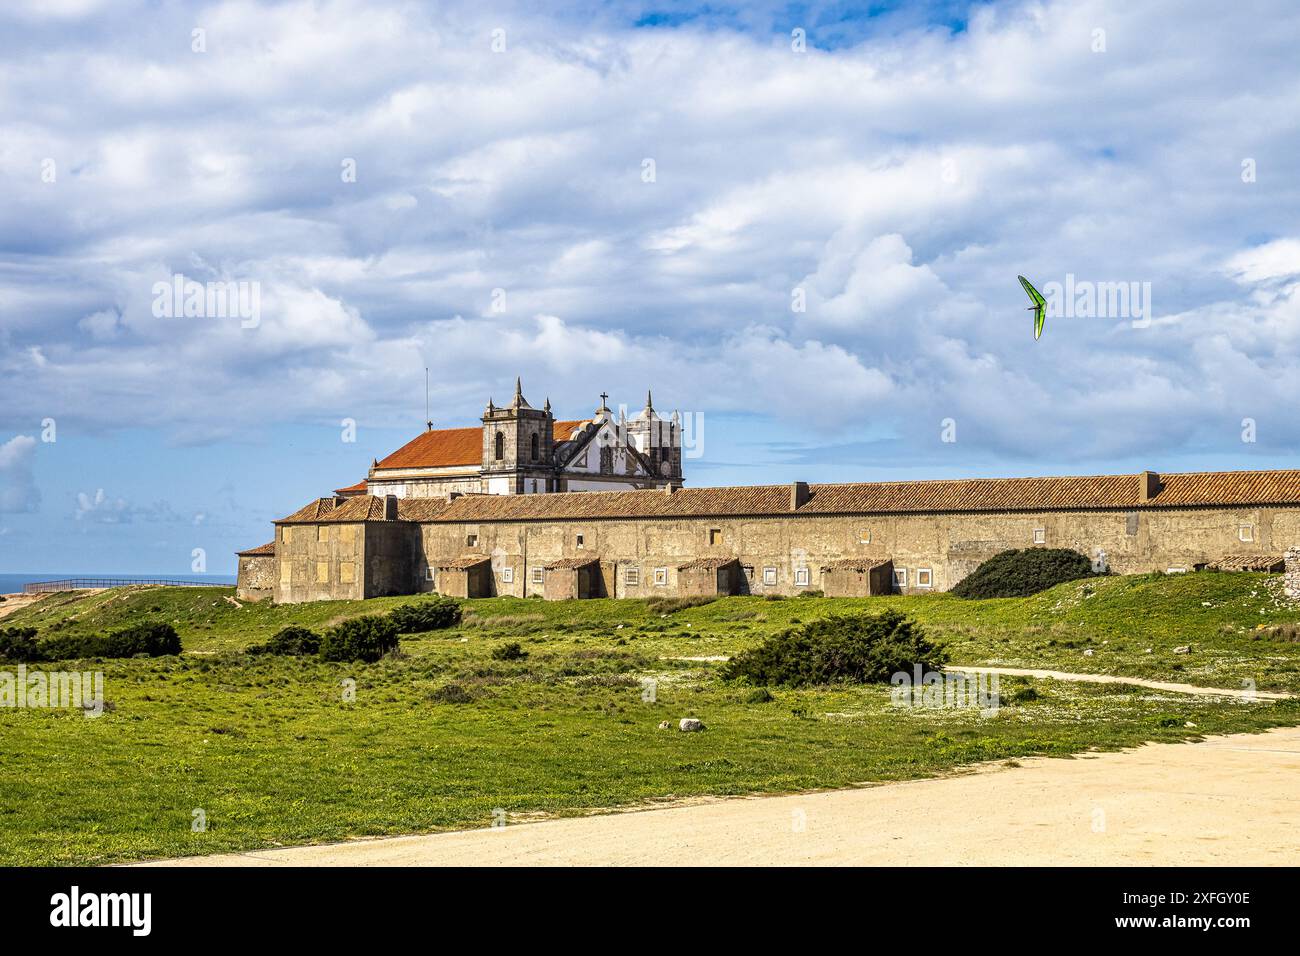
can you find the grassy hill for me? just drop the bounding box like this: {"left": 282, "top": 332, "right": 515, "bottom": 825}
{"left": 3, "top": 571, "right": 1299, "bottom": 865}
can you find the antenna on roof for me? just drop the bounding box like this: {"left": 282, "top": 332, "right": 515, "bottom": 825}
{"left": 425, "top": 367, "right": 432, "bottom": 431}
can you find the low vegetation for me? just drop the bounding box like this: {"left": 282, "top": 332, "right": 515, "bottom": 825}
{"left": 0, "top": 621, "right": 180, "bottom": 663}
{"left": 389, "top": 595, "right": 462, "bottom": 633}
{"left": 3, "top": 570, "right": 1300, "bottom": 865}
{"left": 723, "top": 610, "right": 948, "bottom": 687}
{"left": 951, "top": 548, "right": 1097, "bottom": 599}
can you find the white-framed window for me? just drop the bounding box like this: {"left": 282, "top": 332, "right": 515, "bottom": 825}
{"left": 916, "top": 568, "right": 933, "bottom": 588}
{"left": 794, "top": 567, "right": 810, "bottom": 586}
{"left": 501, "top": 567, "right": 514, "bottom": 583}
{"left": 762, "top": 567, "right": 777, "bottom": 586}
{"left": 1238, "top": 525, "right": 1254, "bottom": 543}
{"left": 1032, "top": 528, "right": 1046, "bottom": 545}
{"left": 576, "top": 533, "right": 585, "bottom": 548}
{"left": 625, "top": 567, "right": 640, "bottom": 586}
{"left": 859, "top": 529, "right": 872, "bottom": 544}
{"left": 531, "top": 567, "right": 544, "bottom": 585}
{"left": 425, "top": 568, "right": 435, "bottom": 581}
{"left": 893, "top": 568, "right": 907, "bottom": 589}
{"left": 654, "top": 567, "right": 668, "bottom": 587}
{"left": 466, "top": 533, "right": 478, "bottom": 547}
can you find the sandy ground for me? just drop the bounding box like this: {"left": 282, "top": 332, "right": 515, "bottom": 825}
{"left": 0, "top": 592, "right": 47, "bottom": 620}
{"left": 141, "top": 724, "right": 1300, "bottom": 867}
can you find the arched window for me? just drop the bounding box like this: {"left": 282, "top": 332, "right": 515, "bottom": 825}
{"left": 494, "top": 431, "right": 504, "bottom": 460}
{"left": 530, "top": 433, "right": 539, "bottom": 460}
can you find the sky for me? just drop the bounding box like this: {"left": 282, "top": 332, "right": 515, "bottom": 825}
{"left": 1, "top": 0, "right": 1299, "bottom": 574}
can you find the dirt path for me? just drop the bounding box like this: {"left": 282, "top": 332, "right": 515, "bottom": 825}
{"left": 140, "top": 725, "right": 1300, "bottom": 867}
{"left": 947, "top": 665, "right": 1293, "bottom": 700}
{"left": 0, "top": 592, "right": 46, "bottom": 620}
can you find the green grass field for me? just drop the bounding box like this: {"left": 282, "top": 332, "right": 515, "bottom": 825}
{"left": 3, "top": 571, "right": 1300, "bottom": 865}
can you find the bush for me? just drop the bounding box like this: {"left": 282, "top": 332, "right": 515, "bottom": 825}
{"left": 389, "top": 596, "right": 462, "bottom": 633}
{"left": 490, "top": 641, "right": 528, "bottom": 661}
{"left": 796, "top": 589, "right": 825, "bottom": 598}
{"left": 38, "top": 623, "right": 181, "bottom": 661}
{"left": 745, "top": 687, "right": 775, "bottom": 703}
{"left": 319, "top": 615, "right": 400, "bottom": 663}
{"left": 645, "top": 595, "right": 717, "bottom": 614}
{"left": 247, "top": 626, "right": 320, "bottom": 656}
{"left": 428, "top": 683, "right": 474, "bottom": 704}
{"left": 722, "top": 610, "right": 948, "bottom": 688}
{"left": 951, "top": 548, "right": 1096, "bottom": 599}
{"left": 0, "top": 627, "right": 42, "bottom": 662}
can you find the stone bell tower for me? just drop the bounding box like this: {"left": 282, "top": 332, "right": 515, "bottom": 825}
{"left": 480, "top": 377, "right": 556, "bottom": 494}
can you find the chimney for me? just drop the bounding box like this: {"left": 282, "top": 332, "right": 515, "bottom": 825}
{"left": 790, "top": 481, "right": 810, "bottom": 511}
{"left": 1139, "top": 470, "right": 1160, "bottom": 502}
{"left": 332, "top": 495, "right": 347, "bottom": 509}
{"left": 446, "top": 491, "right": 462, "bottom": 503}
{"left": 664, "top": 483, "right": 677, "bottom": 496}
{"left": 384, "top": 494, "right": 399, "bottom": 520}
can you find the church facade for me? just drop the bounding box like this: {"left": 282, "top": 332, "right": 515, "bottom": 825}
{"left": 332, "top": 380, "right": 682, "bottom": 500}
{"left": 235, "top": 381, "right": 1300, "bottom": 604}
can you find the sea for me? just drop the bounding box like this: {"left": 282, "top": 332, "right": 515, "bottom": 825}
{"left": 0, "top": 572, "right": 236, "bottom": 595}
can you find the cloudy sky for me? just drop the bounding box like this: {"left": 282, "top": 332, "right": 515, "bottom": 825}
{"left": 1, "top": 0, "right": 1298, "bottom": 574}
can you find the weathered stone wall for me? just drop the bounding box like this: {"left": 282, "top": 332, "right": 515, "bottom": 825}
{"left": 236, "top": 555, "right": 275, "bottom": 601}
{"left": 1286, "top": 547, "right": 1300, "bottom": 600}
{"left": 273, "top": 522, "right": 368, "bottom": 604}
{"left": 414, "top": 505, "right": 1298, "bottom": 599}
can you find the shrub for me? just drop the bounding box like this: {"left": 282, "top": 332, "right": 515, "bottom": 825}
{"left": 247, "top": 626, "right": 320, "bottom": 656}
{"left": 490, "top": 641, "right": 528, "bottom": 661}
{"left": 0, "top": 627, "right": 42, "bottom": 662}
{"left": 38, "top": 623, "right": 182, "bottom": 661}
{"left": 745, "top": 687, "right": 775, "bottom": 703}
{"left": 722, "top": 610, "right": 947, "bottom": 688}
{"left": 796, "top": 589, "right": 825, "bottom": 598}
{"left": 428, "top": 683, "right": 474, "bottom": 704}
{"left": 389, "top": 596, "right": 462, "bottom": 633}
{"left": 951, "top": 548, "right": 1096, "bottom": 599}
{"left": 319, "top": 615, "right": 400, "bottom": 663}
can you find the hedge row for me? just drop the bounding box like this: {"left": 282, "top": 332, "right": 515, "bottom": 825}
{"left": 0, "top": 622, "right": 182, "bottom": 663}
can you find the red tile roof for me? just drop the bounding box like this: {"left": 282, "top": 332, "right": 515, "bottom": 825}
{"left": 236, "top": 541, "right": 276, "bottom": 556}
{"left": 821, "top": 557, "right": 891, "bottom": 572}
{"left": 275, "top": 469, "right": 1300, "bottom": 525}
{"left": 334, "top": 479, "right": 367, "bottom": 495}
{"left": 677, "top": 557, "right": 740, "bottom": 570}
{"left": 374, "top": 420, "right": 588, "bottom": 470}
{"left": 434, "top": 555, "right": 492, "bottom": 570}
{"left": 544, "top": 555, "right": 601, "bottom": 569}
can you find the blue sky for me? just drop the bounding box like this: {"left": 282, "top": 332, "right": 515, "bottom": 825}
{"left": 2, "top": 0, "right": 1299, "bottom": 574}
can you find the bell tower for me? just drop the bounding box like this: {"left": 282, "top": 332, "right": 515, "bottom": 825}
{"left": 480, "top": 377, "right": 555, "bottom": 494}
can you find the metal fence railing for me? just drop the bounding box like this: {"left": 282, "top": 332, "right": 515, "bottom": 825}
{"left": 22, "top": 578, "right": 231, "bottom": 594}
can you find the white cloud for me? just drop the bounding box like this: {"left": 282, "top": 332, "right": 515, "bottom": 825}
{"left": 0, "top": 436, "right": 40, "bottom": 513}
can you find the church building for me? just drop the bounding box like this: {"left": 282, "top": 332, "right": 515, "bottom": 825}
{"left": 333, "top": 379, "right": 682, "bottom": 499}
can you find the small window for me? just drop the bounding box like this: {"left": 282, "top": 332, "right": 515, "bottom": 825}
{"left": 794, "top": 568, "right": 810, "bottom": 587}
{"left": 916, "top": 568, "right": 933, "bottom": 588}
{"left": 530, "top": 433, "right": 539, "bottom": 461}
{"left": 1238, "top": 525, "right": 1254, "bottom": 543}
{"left": 762, "top": 567, "right": 777, "bottom": 586}
{"left": 708, "top": 528, "right": 722, "bottom": 545}
{"left": 1032, "top": 528, "right": 1046, "bottom": 545}
{"left": 425, "top": 568, "right": 435, "bottom": 581}
{"left": 893, "top": 568, "right": 907, "bottom": 589}
{"left": 466, "top": 534, "right": 478, "bottom": 547}
{"left": 501, "top": 567, "right": 514, "bottom": 583}
{"left": 654, "top": 567, "right": 668, "bottom": 587}
{"left": 494, "top": 431, "right": 504, "bottom": 460}
{"left": 859, "top": 529, "right": 871, "bottom": 544}
{"left": 741, "top": 565, "right": 754, "bottom": 581}
{"left": 576, "top": 533, "right": 585, "bottom": 548}
{"left": 625, "top": 567, "right": 640, "bottom": 586}
{"left": 531, "top": 567, "right": 544, "bottom": 585}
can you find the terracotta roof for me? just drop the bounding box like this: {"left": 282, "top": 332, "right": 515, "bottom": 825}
{"left": 1206, "top": 555, "right": 1285, "bottom": 572}
{"left": 374, "top": 420, "right": 587, "bottom": 470}
{"left": 276, "top": 469, "right": 1300, "bottom": 526}
{"left": 434, "top": 555, "right": 491, "bottom": 570}
{"left": 236, "top": 541, "right": 276, "bottom": 557}
{"left": 544, "top": 555, "right": 601, "bottom": 570}
{"left": 821, "top": 558, "right": 892, "bottom": 572}
{"left": 334, "top": 479, "right": 367, "bottom": 495}
{"left": 677, "top": 557, "right": 740, "bottom": 570}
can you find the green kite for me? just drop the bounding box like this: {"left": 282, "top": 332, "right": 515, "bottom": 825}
{"left": 1018, "top": 275, "right": 1047, "bottom": 340}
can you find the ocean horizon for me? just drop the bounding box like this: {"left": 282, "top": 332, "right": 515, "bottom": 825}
{"left": 0, "top": 572, "right": 236, "bottom": 594}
